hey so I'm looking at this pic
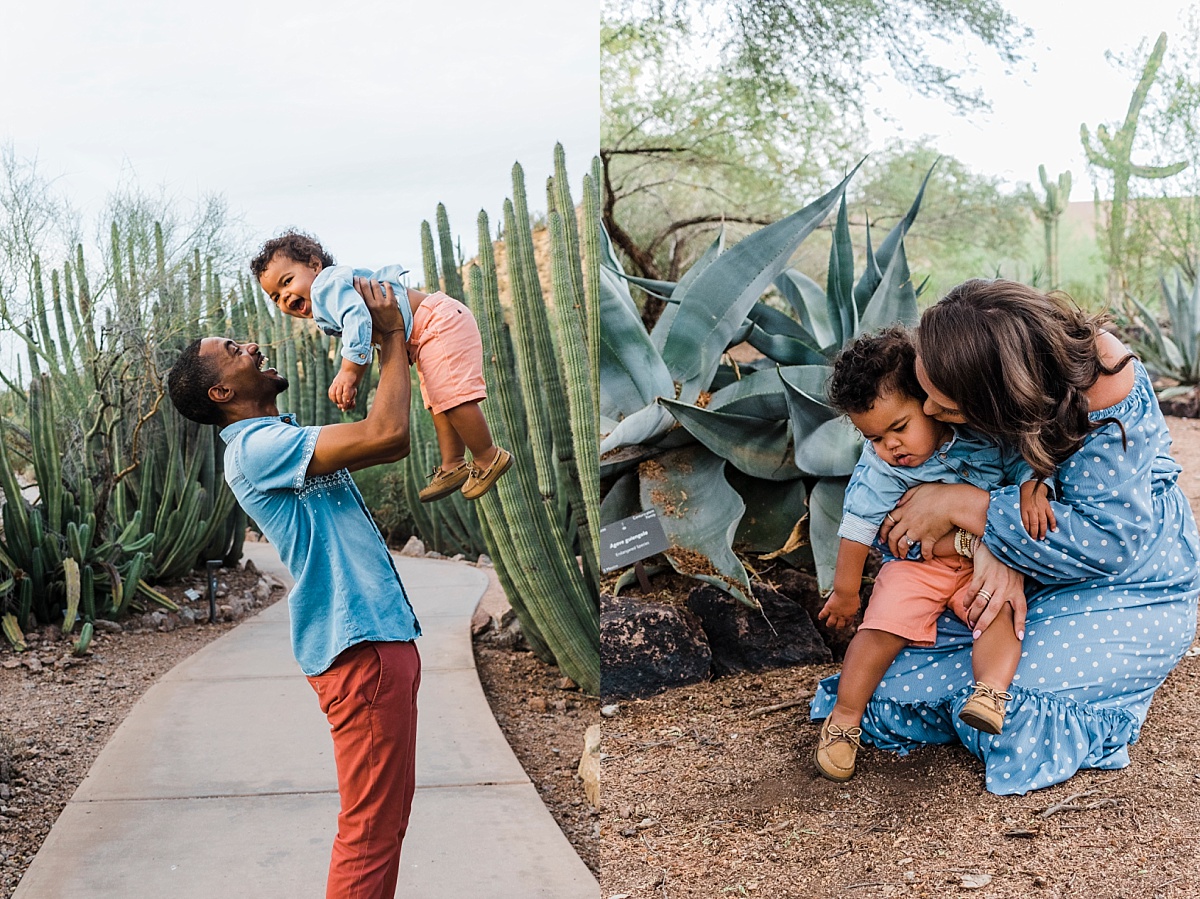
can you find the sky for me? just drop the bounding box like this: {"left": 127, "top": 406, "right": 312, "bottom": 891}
{"left": 0, "top": 0, "right": 599, "bottom": 292}
{"left": 863, "top": 0, "right": 1198, "bottom": 197}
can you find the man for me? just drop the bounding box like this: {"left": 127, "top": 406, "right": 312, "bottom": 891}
{"left": 167, "top": 277, "right": 419, "bottom": 899}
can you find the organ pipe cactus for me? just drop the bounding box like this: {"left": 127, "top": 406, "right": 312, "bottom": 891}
{"left": 1026, "top": 166, "right": 1072, "bottom": 289}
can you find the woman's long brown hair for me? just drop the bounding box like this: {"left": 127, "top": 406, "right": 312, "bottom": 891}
{"left": 916, "top": 279, "right": 1133, "bottom": 479}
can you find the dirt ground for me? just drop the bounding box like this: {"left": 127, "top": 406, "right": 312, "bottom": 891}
{"left": 598, "top": 416, "right": 1200, "bottom": 899}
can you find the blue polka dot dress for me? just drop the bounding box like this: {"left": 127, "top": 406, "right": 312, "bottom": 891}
{"left": 811, "top": 360, "right": 1200, "bottom": 795}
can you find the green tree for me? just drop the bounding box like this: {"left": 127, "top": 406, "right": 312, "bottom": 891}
{"left": 601, "top": 0, "right": 1029, "bottom": 320}
{"left": 846, "top": 142, "right": 1032, "bottom": 301}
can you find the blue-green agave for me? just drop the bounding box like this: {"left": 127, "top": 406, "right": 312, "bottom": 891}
{"left": 600, "top": 166, "right": 930, "bottom": 604}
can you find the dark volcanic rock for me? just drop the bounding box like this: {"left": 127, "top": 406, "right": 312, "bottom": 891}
{"left": 768, "top": 566, "right": 869, "bottom": 661}
{"left": 601, "top": 593, "right": 711, "bottom": 699}
{"left": 686, "top": 582, "right": 831, "bottom": 676}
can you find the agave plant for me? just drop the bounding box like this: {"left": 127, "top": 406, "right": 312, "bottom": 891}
{"left": 1128, "top": 269, "right": 1200, "bottom": 395}
{"left": 600, "top": 166, "right": 930, "bottom": 603}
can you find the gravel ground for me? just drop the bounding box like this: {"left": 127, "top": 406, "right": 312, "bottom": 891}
{"left": 599, "top": 415, "right": 1200, "bottom": 899}
{"left": 0, "top": 564, "right": 283, "bottom": 898}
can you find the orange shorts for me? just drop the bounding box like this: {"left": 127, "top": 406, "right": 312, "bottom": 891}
{"left": 408, "top": 291, "right": 488, "bottom": 414}
{"left": 859, "top": 556, "right": 975, "bottom": 646}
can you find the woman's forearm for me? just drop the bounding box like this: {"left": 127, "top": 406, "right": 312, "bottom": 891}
{"left": 943, "top": 483, "right": 991, "bottom": 536}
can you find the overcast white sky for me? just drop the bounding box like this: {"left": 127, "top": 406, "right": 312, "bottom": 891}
{"left": 0, "top": 0, "right": 598, "bottom": 289}
{"left": 864, "top": 0, "right": 1197, "bottom": 196}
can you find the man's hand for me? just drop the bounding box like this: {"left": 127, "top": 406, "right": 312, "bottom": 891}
{"left": 818, "top": 589, "right": 861, "bottom": 630}
{"left": 1020, "top": 480, "right": 1057, "bottom": 540}
{"left": 353, "top": 276, "right": 405, "bottom": 338}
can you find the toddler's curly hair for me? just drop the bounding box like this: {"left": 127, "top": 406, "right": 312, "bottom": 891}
{"left": 827, "top": 325, "right": 926, "bottom": 416}
{"left": 249, "top": 229, "right": 336, "bottom": 281}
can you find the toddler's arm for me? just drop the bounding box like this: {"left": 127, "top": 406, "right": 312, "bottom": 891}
{"left": 818, "top": 538, "right": 871, "bottom": 629}
{"left": 1019, "top": 480, "right": 1057, "bottom": 540}
{"left": 330, "top": 358, "right": 367, "bottom": 411}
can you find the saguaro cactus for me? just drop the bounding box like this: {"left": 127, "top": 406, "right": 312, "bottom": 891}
{"left": 1027, "top": 165, "right": 1072, "bottom": 289}
{"left": 1081, "top": 32, "right": 1187, "bottom": 300}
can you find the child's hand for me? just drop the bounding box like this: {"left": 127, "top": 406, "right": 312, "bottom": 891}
{"left": 817, "top": 589, "right": 861, "bottom": 630}
{"left": 1019, "top": 480, "right": 1057, "bottom": 540}
{"left": 329, "top": 370, "right": 360, "bottom": 411}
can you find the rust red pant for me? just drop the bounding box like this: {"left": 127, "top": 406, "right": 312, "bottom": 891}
{"left": 307, "top": 640, "right": 421, "bottom": 899}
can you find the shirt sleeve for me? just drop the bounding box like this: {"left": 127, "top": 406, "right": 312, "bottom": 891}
{"left": 982, "top": 428, "right": 1155, "bottom": 584}
{"left": 837, "top": 447, "right": 911, "bottom": 547}
{"left": 311, "top": 265, "right": 373, "bottom": 366}
{"left": 237, "top": 422, "right": 321, "bottom": 492}
{"left": 999, "top": 443, "right": 1036, "bottom": 487}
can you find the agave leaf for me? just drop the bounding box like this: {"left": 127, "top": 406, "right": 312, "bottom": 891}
{"left": 600, "top": 471, "right": 640, "bottom": 526}
{"left": 661, "top": 168, "right": 856, "bottom": 400}
{"left": 639, "top": 445, "right": 752, "bottom": 606}
{"left": 793, "top": 417, "right": 862, "bottom": 477}
{"left": 777, "top": 364, "right": 834, "bottom": 405}
{"left": 745, "top": 325, "right": 830, "bottom": 366}
{"left": 617, "top": 272, "right": 677, "bottom": 300}
{"left": 708, "top": 367, "right": 789, "bottom": 420}
{"left": 600, "top": 403, "right": 678, "bottom": 454}
{"left": 775, "top": 268, "right": 837, "bottom": 347}
{"left": 808, "top": 477, "right": 849, "bottom": 594}
{"left": 826, "top": 194, "right": 856, "bottom": 346}
{"left": 855, "top": 160, "right": 934, "bottom": 311}
{"left": 1130, "top": 291, "right": 1185, "bottom": 373}
{"left": 1186, "top": 273, "right": 1200, "bottom": 377}
{"left": 779, "top": 367, "right": 862, "bottom": 476}
{"left": 726, "top": 469, "right": 808, "bottom": 554}
{"left": 600, "top": 265, "right": 673, "bottom": 419}
{"left": 747, "top": 302, "right": 823, "bottom": 349}
{"left": 855, "top": 232, "right": 918, "bottom": 335}
{"left": 660, "top": 398, "right": 800, "bottom": 481}
{"left": 652, "top": 230, "right": 725, "bottom": 353}
{"left": 614, "top": 564, "right": 670, "bottom": 595}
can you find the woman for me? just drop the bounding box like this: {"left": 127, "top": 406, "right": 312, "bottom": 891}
{"left": 810, "top": 279, "right": 1200, "bottom": 795}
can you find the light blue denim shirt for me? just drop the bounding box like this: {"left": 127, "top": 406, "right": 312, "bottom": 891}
{"left": 220, "top": 413, "right": 421, "bottom": 675}
{"left": 310, "top": 264, "right": 414, "bottom": 366}
{"left": 839, "top": 427, "right": 1034, "bottom": 561}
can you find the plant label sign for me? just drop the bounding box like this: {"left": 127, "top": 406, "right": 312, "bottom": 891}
{"left": 600, "top": 510, "right": 670, "bottom": 573}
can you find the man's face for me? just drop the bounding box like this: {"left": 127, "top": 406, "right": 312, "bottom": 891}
{"left": 198, "top": 338, "right": 288, "bottom": 408}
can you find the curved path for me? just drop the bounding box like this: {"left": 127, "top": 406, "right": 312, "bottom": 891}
{"left": 14, "top": 543, "right": 598, "bottom": 898}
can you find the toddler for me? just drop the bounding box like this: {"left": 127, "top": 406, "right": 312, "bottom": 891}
{"left": 812, "top": 326, "right": 1053, "bottom": 782}
{"left": 250, "top": 230, "right": 512, "bottom": 503}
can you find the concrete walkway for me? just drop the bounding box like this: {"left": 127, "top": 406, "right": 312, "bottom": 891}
{"left": 14, "top": 543, "right": 598, "bottom": 898}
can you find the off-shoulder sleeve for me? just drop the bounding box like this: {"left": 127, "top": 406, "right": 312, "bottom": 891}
{"left": 982, "top": 397, "right": 1164, "bottom": 583}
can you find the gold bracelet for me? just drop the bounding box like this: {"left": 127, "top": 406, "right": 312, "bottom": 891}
{"left": 955, "top": 527, "right": 977, "bottom": 559}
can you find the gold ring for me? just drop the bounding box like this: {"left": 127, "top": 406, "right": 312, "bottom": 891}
{"left": 886, "top": 512, "right": 897, "bottom": 524}
{"left": 977, "top": 590, "right": 992, "bottom": 601}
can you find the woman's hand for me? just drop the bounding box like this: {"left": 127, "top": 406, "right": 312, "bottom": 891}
{"left": 963, "top": 543, "right": 1027, "bottom": 640}
{"left": 879, "top": 482, "right": 983, "bottom": 561}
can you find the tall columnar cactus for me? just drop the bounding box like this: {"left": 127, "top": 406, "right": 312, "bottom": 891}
{"left": 1081, "top": 32, "right": 1187, "bottom": 300}
{"left": 436, "top": 203, "right": 465, "bottom": 300}
{"left": 1027, "top": 166, "right": 1072, "bottom": 289}
{"left": 467, "top": 205, "right": 600, "bottom": 695}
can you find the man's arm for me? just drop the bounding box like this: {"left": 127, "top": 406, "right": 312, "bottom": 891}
{"left": 307, "top": 278, "right": 411, "bottom": 475}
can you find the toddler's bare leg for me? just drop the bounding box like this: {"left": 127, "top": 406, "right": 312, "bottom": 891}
{"left": 827, "top": 629, "right": 909, "bottom": 728}
{"left": 971, "top": 604, "right": 1020, "bottom": 692}
{"left": 443, "top": 401, "right": 498, "bottom": 466}
{"left": 431, "top": 412, "right": 467, "bottom": 470}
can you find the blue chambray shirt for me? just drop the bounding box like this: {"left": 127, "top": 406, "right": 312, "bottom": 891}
{"left": 839, "top": 427, "right": 1034, "bottom": 562}
{"left": 310, "top": 264, "right": 414, "bottom": 367}
{"left": 220, "top": 413, "right": 421, "bottom": 675}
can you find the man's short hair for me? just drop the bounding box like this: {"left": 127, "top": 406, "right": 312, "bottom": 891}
{"left": 167, "top": 339, "right": 225, "bottom": 425}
